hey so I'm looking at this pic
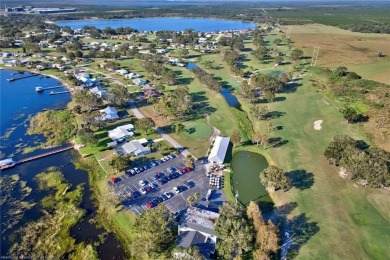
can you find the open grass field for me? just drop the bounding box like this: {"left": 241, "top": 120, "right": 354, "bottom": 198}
{"left": 282, "top": 24, "right": 390, "bottom": 84}
{"left": 170, "top": 119, "right": 213, "bottom": 158}
{"left": 243, "top": 70, "right": 390, "bottom": 259}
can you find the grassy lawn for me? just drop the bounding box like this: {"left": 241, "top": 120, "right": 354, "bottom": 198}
{"left": 170, "top": 119, "right": 213, "bottom": 158}
{"left": 239, "top": 69, "right": 390, "bottom": 258}
{"left": 223, "top": 170, "right": 235, "bottom": 202}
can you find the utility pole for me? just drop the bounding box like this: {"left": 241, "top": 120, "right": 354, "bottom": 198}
{"left": 311, "top": 46, "right": 320, "bottom": 67}
{"left": 286, "top": 25, "right": 292, "bottom": 38}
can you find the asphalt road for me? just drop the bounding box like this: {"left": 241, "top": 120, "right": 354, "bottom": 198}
{"left": 110, "top": 154, "right": 210, "bottom": 215}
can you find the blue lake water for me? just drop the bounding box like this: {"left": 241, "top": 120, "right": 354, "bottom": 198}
{"left": 0, "top": 70, "right": 125, "bottom": 258}
{"left": 56, "top": 17, "right": 256, "bottom": 32}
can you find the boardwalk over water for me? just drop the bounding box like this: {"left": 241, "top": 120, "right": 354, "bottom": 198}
{"left": 7, "top": 73, "right": 39, "bottom": 82}
{"left": 16, "top": 145, "right": 74, "bottom": 164}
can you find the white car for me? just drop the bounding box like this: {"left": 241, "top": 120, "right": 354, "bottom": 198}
{"left": 164, "top": 192, "right": 173, "bottom": 198}
{"left": 140, "top": 188, "right": 146, "bottom": 195}
{"left": 173, "top": 186, "right": 180, "bottom": 194}
{"left": 138, "top": 180, "right": 146, "bottom": 187}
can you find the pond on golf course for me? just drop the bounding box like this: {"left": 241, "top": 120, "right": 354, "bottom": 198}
{"left": 231, "top": 151, "right": 269, "bottom": 205}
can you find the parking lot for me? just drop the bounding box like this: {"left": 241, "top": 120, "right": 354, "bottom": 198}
{"left": 109, "top": 154, "right": 211, "bottom": 215}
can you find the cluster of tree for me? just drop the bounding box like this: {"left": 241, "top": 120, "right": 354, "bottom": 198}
{"left": 109, "top": 154, "right": 132, "bottom": 172}
{"left": 88, "top": 48, "right": 121, "bottom": 59}
{"left": 186, "top": 192, "right": 200, "bottom": 206}
{"left": 155, "top": 86, "right": 193, "bottom": 118}
{"left": 130, "top": 205, "right": 176, "bottom": 259}
{"left": 191, "top": 67, "right": 221, "bottom": 92}
{"left": 326, "top": 67, "right": 390, "bottom": 127}
{"left": 290, "top": 49, "right": 304, "bottom": 61}
{"left": 219, "top": 34, "right": 245, "bottom": 51}
{"left": 340, "top": 23, "right": 390, "bottom": 34}
{"left": 260, "top": 165, "right": 292, "bottom": 191}
{"left": 250, "top": 105, "right": 270, "bottom": 120}
{"left": 73, "top": 90, "right": 102, "bottom": 112}
{"left": 251, "top": 45, "right": 268, "bottom": 62}
{"left": 252, "top": 131, "right": 270, "bottom": 149}
{"left": 143, "top": 58, "right": 177, "bottom": 84}
{"left": 156, "top": 30, "right": 200, "bottom": 46}
{"left": 27, "top": 110, "right": 77, "bottom": 147}
{"left": 105, "top": 84, "right": 131, "bottom": 107}
{"left": 223, "top": 49, "right": 244, "bottom": 76}
{"left": 324, "top": 135, "right": 390, "bottom": 188}
{"left": 238, "top": 74, "right": 285, "bottom": 103}
{"left": 77, "top": 128, "right": 98, "bottom": 146}
{"left": 214, "top": 201, "right": 280, "bottom": 259}
{"left": 252, "top": 29, "right": 265, "bottom": 47}
{"left": 134, "top": 117, "right": 155, "bottom": 134}
{"left": 247, "top": 201, "right": 279, "bottom": 259}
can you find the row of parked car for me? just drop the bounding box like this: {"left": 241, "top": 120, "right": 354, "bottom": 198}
{"left": 124, "top": 154, "right": 177, "bottom": 177}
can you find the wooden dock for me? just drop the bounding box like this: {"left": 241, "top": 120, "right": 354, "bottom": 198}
{"left": 7, "top": 73, "right": 39, "bottom": 82}
{"left": 15, "top": 146, "right": 73, "bottom": 165}
{"left": 42, "top": 85, "right": 65, "bottom": 90}
{"left": 49, "top": 91, "right": 71, "bottom": 95}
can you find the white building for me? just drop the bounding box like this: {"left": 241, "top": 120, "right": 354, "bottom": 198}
{"left": 176, "top": 207, "right": 220, "bottom": 258}
{"left": 121, "top": 140, "right": 151, "bottom": 157}
{"left": 89, "top": 86, "right": 106, "bottom": 98}
{"left": 108, "top": 124, "right": 135, "bottom": 142}
{"left": 99, "top": 106, "right": 119, "bottom": 121}
{"left": 116, "top": 69, "right": 129, "bottom": 75}
{"left": 208, "top": 136, "right": 230, "bottom": 164}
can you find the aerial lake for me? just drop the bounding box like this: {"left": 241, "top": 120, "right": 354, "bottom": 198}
{"left": 56, "top": 17, "right": 256, "bottom": 32}
{"left": 0, "top": 70, "right": 125, "bottom": 258}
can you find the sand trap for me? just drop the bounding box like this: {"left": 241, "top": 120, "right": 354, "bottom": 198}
{"left": 314, "top": 120, "right": 323, "bottom": 130}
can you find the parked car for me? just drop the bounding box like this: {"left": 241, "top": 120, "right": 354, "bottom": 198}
{"left": 158, "top": 179, "right": 166, "bottom": 185}
{"left": 140, "top": 188, "right": 146, "bottom": 195}
{"left": 138, "top": 180, "right": 146, "bottom": 187}
{"left": 173, "top": 186, "right": 181, "bottom": 194}
{"left": 184, "top": 181, "right": 192, "bottom": 189}
{"left": 146, "top": 201, "right": 154, "bottom": 209}
{"left": 145, "top": 186, "right": 152, "bottom": 192}
{"left": 157, "top": 197, "right": 164, "bottom": 203}
{"left": 161, "top": 194, "right": 168, "bottom": 201}
{"left": 149, "top": 183, "right": 157, "bottom": 189}
{"left": 173, "top": 211, "right": 180, "bottom": 219}
{"left": 167, "top": 167, "right": 176, "bottom": 173}
{"left": 168, "top": 154, "right": 176, "bottom": 159}
{"left": 111, "top": 177, "right": 118, "bottom": 183}
{"left": 164, "top": 192, "right": 173, "bottom": 198}
{"left": 164, "top": 156, "right": 170, "bottom": 161}
{"left": 172, "top": 172, "right": 180, "bottom": 178}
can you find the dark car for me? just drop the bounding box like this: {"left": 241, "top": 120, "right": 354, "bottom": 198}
{"left": 145, "top": 186, "right": 152, "bottom": 192}
{"left": 157, "top": 197, "right": 164, "bottom": 203}
{"left": 161, "top": 194, "right": 168, "bottom": 201}
{"left": 158, "top": 179, "right": 166, "bottom": 185}
{"left": 165, "top": 175, "right": 172, "bottom": 181}
{"left": 152, "top": 198, "right": 159, "bottom": 205}
{"left": 172, "top": 172, "right": 180, "bottom": 178}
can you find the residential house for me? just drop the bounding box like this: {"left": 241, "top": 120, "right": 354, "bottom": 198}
{"left": 133, "top": 78, "right": 147, "bottom": 86}
{"left": 99, "top": 106, "right": 119, "bottom": 121}
{"left": 116, "top": 69, "right": 129, "bottom": 75}
{"left": 108, "top": 124, "right": 135, "bottom": 142}
{"left": 125, "top": 73, "right": 141, "bottom": 79}
{"left": 121, "top": 140, "right": 151, "bottom": 157}
{"left": 89, "top": 86, "right": 106, "bottom": 98}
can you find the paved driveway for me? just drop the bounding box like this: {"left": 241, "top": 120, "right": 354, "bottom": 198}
{"left": 109, "top": 154, "right": 209, "bottom": 215}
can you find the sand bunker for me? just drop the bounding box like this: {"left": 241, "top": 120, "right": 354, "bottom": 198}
{"left": 314, "top": 120, "right": 323, "bottom": 130}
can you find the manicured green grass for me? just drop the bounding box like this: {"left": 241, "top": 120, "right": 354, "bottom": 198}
{"left": 170, "top": 119, "right": 213, "bottom": 158}
{"left": 239, "top": 69, "right": 390, "bottom": 259}
{"left": 222, "top": 170, "right": 235, "bottom": 202}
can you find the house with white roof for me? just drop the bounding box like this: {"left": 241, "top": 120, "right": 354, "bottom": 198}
{"left": 175, "top": 207, "right": 220, "bottom": 259}
{"left": 133, "top": 78, "right": 147, "bottom": 86}
{"left": 121, "top": 140, "right": 151, "bottom": 157}
{"left": 100, "top": 106, "right": 119, "bottom": 121}
{"left": 89, "top": 86, "right": 106, "bottom": 98}
{"left": 125, "top": 73, "right": 141, "bottom": 79}
{"left": 116, "top": 69, "right": 129, "bottom": 75}
{"left": 108, "top": 124, "right": 135, "bottom": 142}
{"left": 208, "top": 136, "right": 230, "bottom": 164}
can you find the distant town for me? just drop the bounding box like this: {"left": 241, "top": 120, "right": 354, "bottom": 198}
{"left": 3, "top": 5, "right": 76, "bottom": 14}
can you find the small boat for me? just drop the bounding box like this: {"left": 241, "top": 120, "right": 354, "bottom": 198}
{"left": 0, "top": 158, "right": 15, "bottom": 170}
{"left": 35, "top": 86, "right": 44, "bottom": 92}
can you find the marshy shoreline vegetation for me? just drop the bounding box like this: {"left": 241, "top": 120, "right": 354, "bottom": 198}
{"left": 9, "top": 167, "right": 99, "bottom": 259}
